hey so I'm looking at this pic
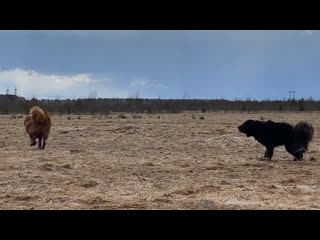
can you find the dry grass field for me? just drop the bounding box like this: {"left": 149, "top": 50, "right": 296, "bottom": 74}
{"left": 1, "top": 111, "right": 320, "bottom": 210}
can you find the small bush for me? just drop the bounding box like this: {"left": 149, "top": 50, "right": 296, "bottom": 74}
{"left": 299, "top": 105, "right": 305, "bottom": 111}
{"left": 278, "top": 105, "right": 284, "bottom": 112}
{"left": 200, "top": 116, "right": 204, "bottom": 120}
{"left": 133, "top": 115, "right": 138, "bottom": 119}
{"left": 2, "top": 108, "right": 9, "bottom": 115}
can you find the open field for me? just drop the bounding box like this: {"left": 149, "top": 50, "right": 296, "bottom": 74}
{"left": 1, "top": 111, "right": 320, "bottom": 210}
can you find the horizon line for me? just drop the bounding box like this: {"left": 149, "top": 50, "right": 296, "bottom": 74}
{"left": 0, "top": 94, "right": 317, "bottom": 102}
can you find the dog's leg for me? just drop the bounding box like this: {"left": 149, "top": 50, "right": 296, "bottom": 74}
{"left": 286, "top": 144, "right": 304, "bottom": 161}
{"left": 42, "top": 133, "right": 48, "bottom": 150}
{"left": 38, "top": 137, "right": 42, "bottom": 149}
{"left": 30, "top": 136, "right": 36, "bottom": 146}
{"left": 293, "top": 150, "right": 304, "bottom": 161}
{"left": 264, "top": 146, "right": 274, "bottom": 160}
{"left": 42, "top": 139, "right": 46, "bottom": 150}
{"left": 294, "top": 144, "right": 308, "bottom": 161}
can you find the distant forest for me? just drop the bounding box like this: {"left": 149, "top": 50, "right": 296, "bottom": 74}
{"left": 0, "top": 94, "right": 320, "bottom": 114}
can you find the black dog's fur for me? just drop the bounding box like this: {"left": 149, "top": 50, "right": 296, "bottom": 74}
{"left": 238, "top": 120, "right": 314, "bottom": 160}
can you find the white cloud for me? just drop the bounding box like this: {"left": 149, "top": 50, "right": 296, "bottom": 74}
{"left": 0, "top": 68, "right": 129, "bottom": 99}
{"left": 0, "top": 68, "right": 94, "bottom": 97}
{"left": 0, "top": 69, "right": 168, "bottom": 99}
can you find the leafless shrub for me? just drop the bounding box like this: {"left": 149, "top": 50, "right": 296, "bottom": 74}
{"left": 118, "top": 114, "right": 127, "bottom": 119}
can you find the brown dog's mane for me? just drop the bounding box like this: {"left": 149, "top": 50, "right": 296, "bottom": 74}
{"left": 24, "top": 115, "right": 31, "bottom": 127}
{"left": 29, "top": 106, "right": 50, "bottom": 124}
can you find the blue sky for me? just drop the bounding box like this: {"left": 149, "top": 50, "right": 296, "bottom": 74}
{"left": 0, "top": 30, "right": 319, "bottom": 100}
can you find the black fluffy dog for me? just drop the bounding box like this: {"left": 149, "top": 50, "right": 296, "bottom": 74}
{"left": 238, "top": 120, "right": 314, "bottom": 160}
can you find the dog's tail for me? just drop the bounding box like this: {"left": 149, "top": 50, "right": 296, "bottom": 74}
{"left": 293, "top": 121, "right": 314, "bottom": 151}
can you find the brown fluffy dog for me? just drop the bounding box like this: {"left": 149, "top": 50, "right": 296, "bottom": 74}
{"left": 24, "top": 106, "right": 51, "bottom": 149}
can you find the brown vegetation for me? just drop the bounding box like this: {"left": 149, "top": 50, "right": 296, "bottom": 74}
{"left": 1, "top": 112, "right": 320, "bottom": 209}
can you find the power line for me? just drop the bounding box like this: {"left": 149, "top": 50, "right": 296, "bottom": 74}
{"left": 288, "top": 89, "right": 296, "bottom": 100}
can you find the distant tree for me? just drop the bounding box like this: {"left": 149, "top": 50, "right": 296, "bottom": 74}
{"left": 278, "top": 104, "right": 284, "bottom": 112}
{"left": 128, "top": 90, "right": 141, "bottom": 112}
{"left": 5, "top": 95, "right": 320, "bottom": 114}
{"left": 299, "top": 98, "right": 305, "bottom": 111}
{"left": 30, "top": 97, "right": 38, "bottom": 106}
{"left": 89, "top": 90, "right": 98, "bottom": 99}
{"left": 128, "top": 90, "right": 140, "bottom": 99}
{"left": 64, "top": 100, "right": 72, "bottom": 114}
{"left": 75, "top": 99, "right": 84, "bottom": 113}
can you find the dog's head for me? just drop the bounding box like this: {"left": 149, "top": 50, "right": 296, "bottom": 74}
{"left": 238, "top": 120, "right": 258, "bottom": 137}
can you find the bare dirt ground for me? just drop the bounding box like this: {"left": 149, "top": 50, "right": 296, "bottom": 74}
{"left": 1, "top": 111, "right": 320, "bottom": 210}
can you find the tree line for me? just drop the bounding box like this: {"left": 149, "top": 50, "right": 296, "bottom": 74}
{"left": 0, "top": 94, "right": 319, "bottom": 114}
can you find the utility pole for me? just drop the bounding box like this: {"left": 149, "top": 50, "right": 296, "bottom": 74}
{"left": 14, "top": 86, "right": 17, "bottom": 96}
{"left": 288, "top": 89, "right": 296, "bottom": 100}
{"left": 6, "top": 88, "right": 9, "bottom": 95}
